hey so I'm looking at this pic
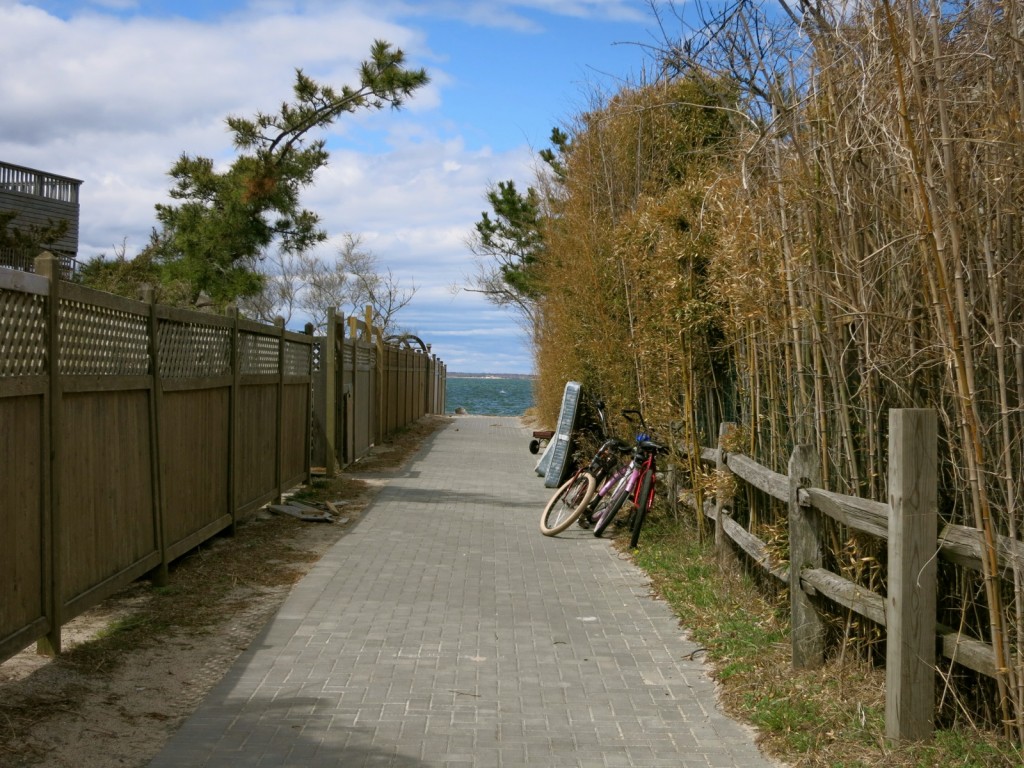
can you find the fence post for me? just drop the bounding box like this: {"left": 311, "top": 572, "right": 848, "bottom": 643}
{"left": 885, "top": 408, "right": 937, "bottom": 742}
{"left": 274, "top": 316, "right": 285, "bottom": 504}
{"left": 714, "top": 422, "right": 737, "bottom": 552}
{"left": 304, "top": 322, "right": 314, "bottom": 480}
{"left": 789, "top": 444, "right": 824, "bottom": 668}
{"left": 226, "top": 304, "right": 240, "bottom": 535}
{"left": 367, "top": 305, "right": 384, "bottom": 443}
{"left": 142, "top": 285, "right": 169, "bottom": 587}
{"left": 325, "top": 308, "right": 338, "bottom": 476}
{"left": 35, "top": 253, "right": 62, "bottom": 656}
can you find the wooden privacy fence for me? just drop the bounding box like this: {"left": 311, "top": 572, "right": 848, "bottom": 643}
{"left": 311, "top": 306, "right": 446, "bottom": 473}
{"left": 693, "top": 408, "right": 1014, "bottom": 741}
{"left": 0, "top": 254, "right": 313, "bottom": 662}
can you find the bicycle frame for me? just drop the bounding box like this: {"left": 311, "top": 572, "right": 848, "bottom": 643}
{"left": 590, "top": 408, "right": 665, "bottom": 542}
{"left": 635, "top": 454, "right": 657, "bottom": 507}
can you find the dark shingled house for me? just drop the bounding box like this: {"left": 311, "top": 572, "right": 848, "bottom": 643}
{"left": 0, "top": 160, "right": 82, "bottom": 277}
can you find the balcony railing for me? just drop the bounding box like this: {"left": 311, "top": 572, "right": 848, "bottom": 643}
{"left": 0, "top": 161, "right": 81, "bottom": 203}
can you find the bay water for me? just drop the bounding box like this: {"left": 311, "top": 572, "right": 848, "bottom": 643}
{"left": 445, "top": 376, "right": 534, "bottom": 416}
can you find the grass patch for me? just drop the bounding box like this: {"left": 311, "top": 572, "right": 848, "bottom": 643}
{"left": 626, "top": 513, "right": 1023, "bottom": 767}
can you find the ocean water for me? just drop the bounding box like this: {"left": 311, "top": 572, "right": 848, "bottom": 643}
{"left": 445, "top": 376, "right": 534, "bottom": 416}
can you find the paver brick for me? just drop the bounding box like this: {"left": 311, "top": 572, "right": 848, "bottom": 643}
{"left": 148, "top": 416, "right": 781, "bottom": 768}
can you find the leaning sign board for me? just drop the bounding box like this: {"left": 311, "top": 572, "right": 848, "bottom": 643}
{"left": 536, "top": 381, "right": 581, "bottom": 488}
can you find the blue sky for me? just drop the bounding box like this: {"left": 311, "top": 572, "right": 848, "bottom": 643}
{"left": 0, "top": 0, "right": 660, "bottom": 373}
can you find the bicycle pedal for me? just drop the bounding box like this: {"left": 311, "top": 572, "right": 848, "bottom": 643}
{"left": 577, "top": 517, "right": 592, "bottom": 529}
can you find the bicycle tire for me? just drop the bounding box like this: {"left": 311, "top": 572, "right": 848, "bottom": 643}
{"left": 592, "top": 474, "right": 631, "bottom": 537}
{"left": 629, "top": 470, "right": 654, "bottom": 548}
{"left": 540, "top": 471, "right": 597, "bottom": 536}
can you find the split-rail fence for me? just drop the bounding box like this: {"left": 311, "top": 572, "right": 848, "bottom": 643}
{"left": 694, "top": 408, "right": 1012, "bottom": 742}
{"left": 0, "top": 254, "right": 314, "bottom": 661}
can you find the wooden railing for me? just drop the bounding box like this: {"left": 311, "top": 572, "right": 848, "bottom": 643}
{"left": 0, "top": 161, "right": 81, "bottom": 203}
{"left": 692, "top": 409, "right": 1009, "bottom": 741}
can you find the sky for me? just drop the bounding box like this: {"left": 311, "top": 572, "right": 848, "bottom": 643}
{"left": 0, "top": 0, "right": 663, "bottom": 374}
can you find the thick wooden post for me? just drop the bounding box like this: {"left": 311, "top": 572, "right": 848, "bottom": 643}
{"left": 715, "top": 422, "right": 737, "bottom": 552}
{"left": 143, "top": 286, "right": 168, "bottom": 587}
{"left": 274, "top": 316, "right": 285, "bottom": 503}
{"left": 368, "top": 305, "right": 383, "bottom": 444}
{"left": 340, "top": 317, "right": 354, "bottom": 466}
{"left": 885, "top": 408, "right": 937, "bottom": 742}
{"left": 370, "top": 307, "right": 382, "bottom": 442}
{"left": 303, "top": 322, "right": 314, "bottom": 480}
{"left": 789, "top": 444, "right": 824, "bottom": 668}
{"left": 324, "top": 308, "right": 338, "bottom": 476}
{"left": 35, "top": 253, "right": 61, "bottom": 656}
{"left": 226, "top": 305, "right": 240, "bottom": 535}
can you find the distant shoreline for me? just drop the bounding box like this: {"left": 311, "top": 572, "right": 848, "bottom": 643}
{"left": 447, "top": 372, "right": 535, "bottom": 380}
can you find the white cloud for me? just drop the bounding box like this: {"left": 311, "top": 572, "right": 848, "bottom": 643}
{"left": 0, "top": 0, "right": 651, "bottom": 373}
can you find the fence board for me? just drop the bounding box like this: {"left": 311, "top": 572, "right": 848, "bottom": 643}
{"left": 235, "top": 383, "right": 278, "bottom": 509}
{"left": 282, "top": 382, "right": 310, "bottom": 485}
{"left": 58, "top": 390, "right": 158, "bottom": 608}
{"left": 727, "top": 452, "right": 789, "bottom": 501}
{"left": 0, "top": 376, "right": 47, "bottom": 397}
{"left": 805, "top": 487, "right": 888, "bottom": 538}
{"left": 160, "top": 387, "right": 231, "bottom": 550}
{"left": 0, "top": 396, "right": 46, "bottom": 653}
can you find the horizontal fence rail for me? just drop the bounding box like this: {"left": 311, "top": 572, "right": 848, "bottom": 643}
{"left": 689, "top": 408, "right": 1007, "bottom": 741}
{"left": 0, "top": 253, "right": 313, "bottom": 662}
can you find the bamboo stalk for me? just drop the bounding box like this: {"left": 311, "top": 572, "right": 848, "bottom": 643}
{"left": 883, "top": 0, "right": 1013, "bottom": 732}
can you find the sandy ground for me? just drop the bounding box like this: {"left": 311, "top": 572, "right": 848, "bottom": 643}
{"left": 0, "top": 416, "right": 451, "bottom": 768}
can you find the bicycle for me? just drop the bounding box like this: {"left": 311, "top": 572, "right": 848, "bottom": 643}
{"left": 590, "top": 409, "right": 667, "bottom": 548}
{"left": 578, "top": 410, "right": 646, "bottom": 532}
{"left": 539, "top": 402, "right": 629, "bottom": 536}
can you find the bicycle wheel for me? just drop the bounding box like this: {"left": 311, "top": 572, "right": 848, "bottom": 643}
{"left": 592, "top": 473, "right": 631, "bottom": 537}
{"left": 540, "top": 471, "right": 597, "bottom": 536}
{"left": 628, "top": 470, "right": 654, "bottom": 548}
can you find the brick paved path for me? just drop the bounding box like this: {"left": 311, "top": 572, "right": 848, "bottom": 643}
{"left": 148, "top": 416, "right": 779, "bottom": 768}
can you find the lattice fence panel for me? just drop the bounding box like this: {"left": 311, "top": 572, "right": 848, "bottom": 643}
{"left": 239, "top": 332, "right": 279, "bottom": 375}
{"left": 157, "top": 321, "right": 231, "bottom": 378}
{"left": 0, "top": 289, "right": 47, "bottom": 376}
{"left": 311, "top": 339, "right": 323, "bottom": 374}
{"left": 59, "top": 298, "right": 149, "bottom": 375}
{"left": 284, "top": 340, "right": 311, "bottom": 376}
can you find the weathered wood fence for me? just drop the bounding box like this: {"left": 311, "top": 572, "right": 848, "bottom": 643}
{"left": 0, "top": 254, "right": 314, "bottom": 662}
{"left": 311, "top": 306, "right": 446, "bottom": 473}
{"left": 696, "top": 408, "right": 1013, "bottom": 741}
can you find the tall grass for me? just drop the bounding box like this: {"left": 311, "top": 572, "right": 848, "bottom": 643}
{"left": 530, "top": 0, "right": 1024, "bottom": 738}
